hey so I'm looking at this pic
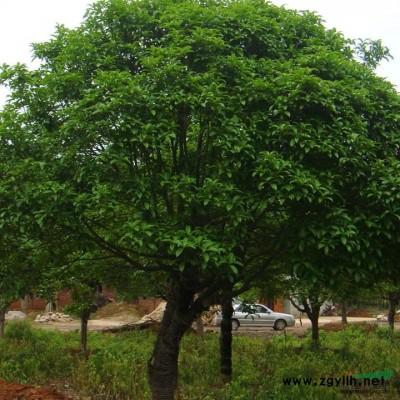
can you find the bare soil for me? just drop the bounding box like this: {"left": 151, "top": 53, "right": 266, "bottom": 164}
{"left": 347, "top": 308, "right": 374, "bottom": 318}
{"left": 92, "top": 302, "right": 141, "bottom": 321}
{"left": 0, "top": 380, "right": 71, "bottom": 400}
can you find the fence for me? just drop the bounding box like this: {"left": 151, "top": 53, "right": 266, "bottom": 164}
{"left": 346, "top": 297, "right": 389, "bottom": 310}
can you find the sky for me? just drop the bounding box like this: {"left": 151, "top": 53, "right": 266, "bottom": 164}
{"left": 0, "top": 0, "right": 399, "bottom": 106}
{"left": 272, "top": 0, "right": 400, "bottom": 89}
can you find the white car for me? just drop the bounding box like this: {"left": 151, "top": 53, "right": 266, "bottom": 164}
{"left": 215, "top": 303, "right": 295, "bottom": 331}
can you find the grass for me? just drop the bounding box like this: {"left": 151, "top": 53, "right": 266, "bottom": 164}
{"left": 0, "top": 320, "right": 400, "bottom": 399}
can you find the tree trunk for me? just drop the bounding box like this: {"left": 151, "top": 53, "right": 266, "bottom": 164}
{"left": 302, "top": 295, "right": 322, "bottom": 350}
{"left": 309, "top": 313, "right": 319, "bottom": 347}
{"left": 148, "top": 280, "right": 199, "bottom": 400}
{"left": 0, "top": 307, "right": 6, "bottom": 338}
{"left": 80, "top": 313, "right": 89, "bottom": 352}
{"left": 341, "top": 302, "right": 348, "bottom": 325}
{"left": 195, "top": 315, "right": 204, "bottom": 337}
{"left": 291, "top": 294, "right": 322, "bottom": 349}
{"left": 21, "top": 295, "right": 29, "bottom": 313}
{"left": 388, "top": 296, "right": 396, "bottom": 332}
{"left": 220, "top": 296, "right": 233, "bottom": 383}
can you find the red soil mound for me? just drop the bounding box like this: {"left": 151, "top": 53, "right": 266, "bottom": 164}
{"left": 0, "top": 380, "right": 71, "bottom": 400}
{"left": 346, "top": 309, "right": 373, "bottom": 318}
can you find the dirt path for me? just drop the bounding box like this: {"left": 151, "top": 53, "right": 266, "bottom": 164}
{"left": 33, "top": 319, "right": 127, "bottom": 332}
{"left": 204, "top": 316, "right": 396, "bottom": 338}
{"left": 32, "top": 315, "right": 389, "bottom": 333}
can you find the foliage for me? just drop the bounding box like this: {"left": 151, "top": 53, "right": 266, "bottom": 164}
{"left": 1, "top": 321, "right": 400, "bottom": 399}
{"left": 0, "top": 235, "right": 44, "bottom": 320}
{"left": 353, "top": 38, "right": 393, "bottom": 69}
{"left": 113, "top": 270, "right": 169, "bottom": 302}
{"left": 1, "top": 0, "right": 400, "bottom": 302}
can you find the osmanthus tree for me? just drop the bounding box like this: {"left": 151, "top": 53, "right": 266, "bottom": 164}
{"left": 1, "top": 0, "right": 400, "bottom": 398}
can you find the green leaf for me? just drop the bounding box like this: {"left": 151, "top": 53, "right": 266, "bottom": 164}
{"left": 175, "top": 248, "right": 184, "bottom": 257}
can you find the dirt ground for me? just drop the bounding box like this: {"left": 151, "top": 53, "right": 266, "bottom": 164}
{"left": 347, "top": 308, "right": 374, "bottom": 318}
{"left": 0, "top": 380, "right": 72, "bottom": 400}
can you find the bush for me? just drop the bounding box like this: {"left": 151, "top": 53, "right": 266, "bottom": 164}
{"left": 4, "top": 319, "right": 34, "bottom": 342}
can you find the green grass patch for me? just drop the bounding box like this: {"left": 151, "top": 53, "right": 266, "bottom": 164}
{"left": 0, "top": 320, "right": 400, "bottom": 399}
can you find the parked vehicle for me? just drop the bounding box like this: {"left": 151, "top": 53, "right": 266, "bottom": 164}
{"left": 322, "top": 304, "right": 337, "bottom": 316}
{"left": 214, "top": 303, "right": 295, "bottom": 331}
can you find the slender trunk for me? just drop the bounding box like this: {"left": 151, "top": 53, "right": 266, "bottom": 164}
{"left": 388, "top": 297, "right": 396, "bottom": 332}
{"left": 80, "top": 313, "right": 89, "bottom": 352}
{"left": 292, "top": 294, "right": 322, "bottom": 349}
{"left": 21, "top": 295, "right": 29, "bottom": 313}
{"left": 0, "top": 307, "right": 6, "bottom": 338}
{"left": 302, "top": 296, "right": 322, "bottom": 350}
{"left": 309, "top": 313, "right": 319, "bottom": 346}
{"left": 220, "top": 297, "right": 233, "bottom": 383}
{"left": 77, "top": 285, "right": 108, "bottom": 353}
{"left": 195, "top": 315, "right": 204, "bottom": 337}
{"left": 341, "top": 302, "right": 348, "bottom": 325}
{"left": 148, "top": 280, "right": 198, "bottom": 400}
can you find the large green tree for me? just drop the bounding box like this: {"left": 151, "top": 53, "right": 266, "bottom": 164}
{"left": 1, "top": 0, "right": 400, "bottom": 398}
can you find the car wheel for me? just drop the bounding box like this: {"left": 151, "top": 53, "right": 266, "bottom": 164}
{"left": 274, "top": 319, "right": 287, "bottom": 331}
{"left": 232, "top": 319, "right": 240, "bottom": 331}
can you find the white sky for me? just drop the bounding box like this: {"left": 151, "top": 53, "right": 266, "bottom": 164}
{"left": 272, "top": 0, "right": 400, "bottom": 90}
{"left": 0, "top": 0, "right": 399, "bottom": 107}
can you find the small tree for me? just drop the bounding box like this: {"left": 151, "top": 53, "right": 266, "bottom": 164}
{"left": 65, "top": 282, "right": 110, "bottom": 352}
{"left": 288, "top": 275, "right": 328, "bottom": 348}
{"left": 375, "top": 283, "right": 400, "bottom": 332}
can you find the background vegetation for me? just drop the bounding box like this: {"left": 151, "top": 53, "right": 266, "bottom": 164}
{"left": 1, "top": 320, "right": 399, "bottom": 400}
